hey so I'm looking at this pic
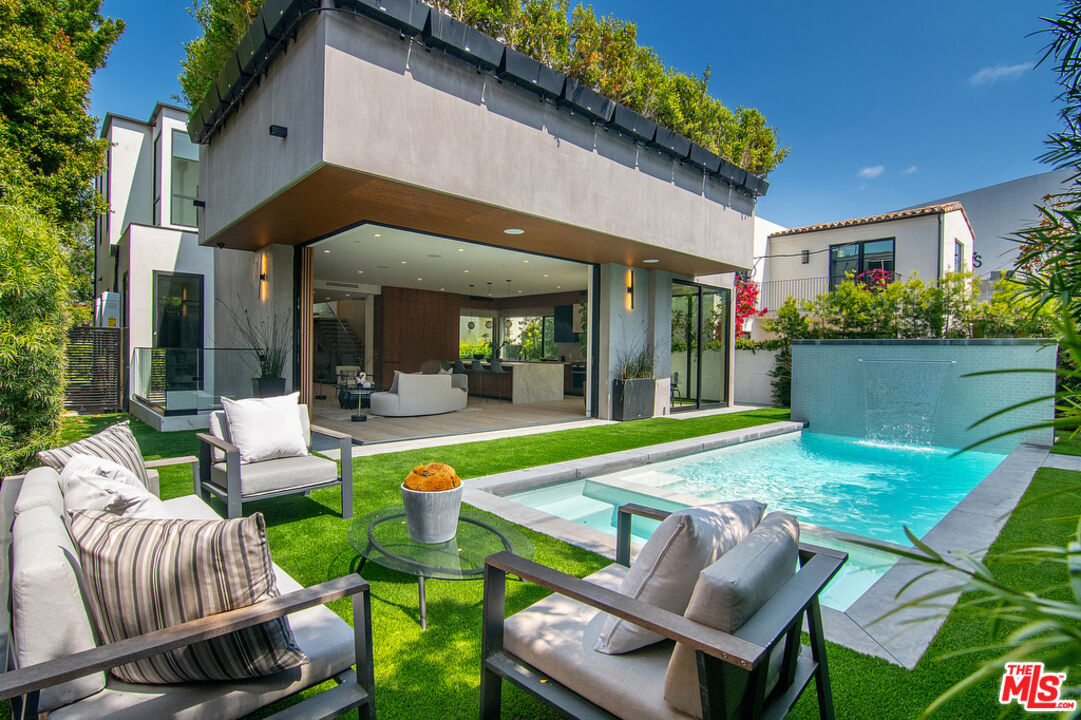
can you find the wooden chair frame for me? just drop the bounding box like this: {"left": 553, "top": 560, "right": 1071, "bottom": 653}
{"left": 479, "top": 503, "right": 846, "bottom": 720}
{"left": 197, "top": 425, "right": 354, "bottom": 519}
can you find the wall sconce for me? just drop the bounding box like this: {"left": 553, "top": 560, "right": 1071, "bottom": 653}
{"left": 193, "top": 199, "right": 206, "bottom": 208}
{"left": 626, "top": 269, "right": 635, "bottom": 311}
{"left": 259, "top": 252, "right": 268, "bottom": 303}
{"left": 269, "top": 125, "right": 288, "bottom": 138}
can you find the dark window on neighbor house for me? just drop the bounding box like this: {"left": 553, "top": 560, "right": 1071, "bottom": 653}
{"left": 170, "top": 130, "right": 199, "bottom": 228}
{"left": 829, "top": 238, "right": 895, "bottom": 289}
{"left": 954, "top": 239, "right": 965, "bottom": 272}
{"left": 152, "top": 133, "right": 161, "bottom": 225}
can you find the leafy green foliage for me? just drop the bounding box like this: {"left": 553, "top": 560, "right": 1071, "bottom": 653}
{"left": 179, "top": 0, "right": 788, "bottom": 175}
{"left": 0, "top": 203, "right": 72, "bottom": 475}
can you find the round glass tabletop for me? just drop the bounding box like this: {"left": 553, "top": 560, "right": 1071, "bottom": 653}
{"left": 346, "top": 506, "right": 534, "bottom": 580}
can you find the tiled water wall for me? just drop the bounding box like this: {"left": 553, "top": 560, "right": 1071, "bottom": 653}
{"left": 791, "top": 339, "right": 1058, "bottom": 452}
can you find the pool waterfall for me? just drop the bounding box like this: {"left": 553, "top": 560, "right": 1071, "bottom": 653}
{"left": 861, "top": 359, "right": 953, "bottom": 446}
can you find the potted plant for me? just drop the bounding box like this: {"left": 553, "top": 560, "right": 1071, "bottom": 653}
{"left": 219, "top": 297, "right": 290, "bottom": 397}
{"left": 400, "top": 463, "right": 463, "bottom": 544}
{"left": 612, "top": 349, "right": 656, "bottom": 421}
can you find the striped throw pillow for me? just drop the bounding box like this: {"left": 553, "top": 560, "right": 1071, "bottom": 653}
{"left": 68, "top": 510, "right": 307, "bottom": 684}
{"left": 38, "top": 421, "right": 150, "bottom": 489}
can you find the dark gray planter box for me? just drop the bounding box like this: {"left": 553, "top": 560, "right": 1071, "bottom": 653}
{"left": 425, "top": 12, "right": 505, "bottom": 71}
{"left": 214, "top": 53, "right": 243, "bottom": 105}
{"left": 559, "top": 78, "right": 615, "bottom": 122}
{"left": 251, "top": 377, "right": 287, "bottom": 398}
{"left": 612, "top": 379, "right": 655, "bottom": 421}
{"left": 687, "top": 143, "right": 722, "bottom": 173}
{"left": 335, "top": 0, "right": 429, "bottom": 36}
{"left": 609, "top": 103, "right": 657, "bottom": 143}
{"left": 744, "top": 173, "right": 770, "bottom": 197}
{"left": 718, "top": 158, "right": 748, "bottom": 188}
{"left": 649, "top": 127, "right": 692, "bottom": 159}
{"left": 499, "top": 48, "right": 566, "bottom": 99}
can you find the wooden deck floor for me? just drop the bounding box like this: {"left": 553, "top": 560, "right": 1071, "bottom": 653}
{"left": 310, "top": 394, "right": 588, "bottom": 444}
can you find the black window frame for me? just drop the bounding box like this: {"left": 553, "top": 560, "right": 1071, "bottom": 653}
{"left": 954, "top": 239, "right": 965, "bottom": 273}
{"left": 169, "top": 129, "right": 199, "bottom": 228}
{"left": 828, "top": 237, "right": 895, "bottom": 289}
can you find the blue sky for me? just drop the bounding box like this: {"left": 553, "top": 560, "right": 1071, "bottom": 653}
{"left": 89, "top": 0, "right": 1062, "bottom": 227}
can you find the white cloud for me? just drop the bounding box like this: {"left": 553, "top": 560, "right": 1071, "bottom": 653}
{"left": 858, "top": 165, "right": 885, "bottom": 179}
{"left": 902, "top": 165, "right": 918, "bottom": 175}
{"left": 970, "top": 62, "right": 1031, "bottom": 86}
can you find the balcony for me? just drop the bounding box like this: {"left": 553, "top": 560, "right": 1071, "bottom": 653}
{"left": 758, "top": 277, "right": 828, "bottom": 312}
{"left": 131, "top": 347, "right": 265, "bottom": 416}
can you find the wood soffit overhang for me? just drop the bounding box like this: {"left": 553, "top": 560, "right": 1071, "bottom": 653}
{"left": 203, "top": 164, "right": 739, "bottom": 276}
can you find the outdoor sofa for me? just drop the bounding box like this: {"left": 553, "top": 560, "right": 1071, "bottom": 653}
{"left": 0, "top": 465, "right": 375, "bottom": 719}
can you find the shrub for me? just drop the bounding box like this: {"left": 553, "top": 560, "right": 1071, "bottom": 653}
{"left": 0, "top": 203, "right": 72, "bottom": 475}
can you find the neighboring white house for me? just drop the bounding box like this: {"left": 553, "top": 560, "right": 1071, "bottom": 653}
{"left": 756, "top": 203, "right": 975, "bottom": 325}
{"left": 93, "top": 103, "right": 219, "bottom": 430}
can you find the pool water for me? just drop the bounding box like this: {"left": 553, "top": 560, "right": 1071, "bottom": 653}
{"left": 506, "top": 432, "right": 1006, "bottom": 611}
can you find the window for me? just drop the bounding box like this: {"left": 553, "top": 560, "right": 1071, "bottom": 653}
{"left": 460, "top": 314, "right": 494, "bottom": 358}
{"left": 503, "top": 315, "right": 556, "bottom": 360}
{"left": 170, "top": 129, "right": 199, "bottom": 227}
{"left": 153, "top": 273, "right": 203, "bottom": 349}
{"left": 152, "top": 133, "right": 161, "bottom": 225}
{"left": 954, "top": 239, "right": 965, "bottom": 272}
{"left": 829, "top": 238, "right": 895, "bottom": 289}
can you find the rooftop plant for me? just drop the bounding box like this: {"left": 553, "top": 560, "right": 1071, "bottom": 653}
{"left": 179, "top": 0, "right": 788, "bottom": 175}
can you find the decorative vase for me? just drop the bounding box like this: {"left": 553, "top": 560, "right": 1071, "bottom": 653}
{"left": 401, "top": 484, "right": 463, "bottom": 544}
{"left": 252, "top": 376, "right": 286, "bottom": 398}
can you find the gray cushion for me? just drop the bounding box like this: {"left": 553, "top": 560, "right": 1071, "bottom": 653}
{"left": 210, "top": 454, "right": 339, "bottom": 496}
{"left": 664, "top": 512, "right": 799, "bottom": 719}
{"left": 69, "top": 511, "right": 306, "bottom": 684}
{"left": 505, "top": 564, "right": 691, "bottom": 720}
{"left": 12, "top": 502, "right": 105, "bottom": 711}
{"left": 37, "top": 421, "right": 150, "bottom": 489}
{"left": 596, "top": 500, "right": 766, "bottom": 654}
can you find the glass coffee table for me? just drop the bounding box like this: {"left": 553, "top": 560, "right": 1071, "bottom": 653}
{"left": 347, "top": 506, "right": 533, "bottom": 629}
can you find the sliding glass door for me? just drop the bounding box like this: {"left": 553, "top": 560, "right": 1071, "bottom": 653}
{"left": 671, "top": 280, "right": 729, "bottom": 411}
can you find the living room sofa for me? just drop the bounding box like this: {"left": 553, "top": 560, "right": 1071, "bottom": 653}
{"left": 370, "top": 372, "right": 467, "bottom": 417}
{"left": 0, "top": 467, "right": 374, "bottom": 719}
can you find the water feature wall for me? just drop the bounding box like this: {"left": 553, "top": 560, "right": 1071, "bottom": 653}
{"left": 790, "top": 339, "right": 1058, "bottom": 452}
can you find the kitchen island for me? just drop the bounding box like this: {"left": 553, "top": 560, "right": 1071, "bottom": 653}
{"left": 465, "top": 361, "right": 565, "bottom": 403}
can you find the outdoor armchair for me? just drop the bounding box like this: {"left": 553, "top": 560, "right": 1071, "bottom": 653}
{"left": 479, "top": 503, "right": 846, "bottom": 720}
{"left": 196, "top": 406, "right": 354, "bottom": 519}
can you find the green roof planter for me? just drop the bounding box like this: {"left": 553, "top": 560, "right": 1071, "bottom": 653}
{"left": 499, "top": 47, "right": 566, "bottom": 100}
{"left": 687, "top": 144, "right": 722, "bottom": 173}
{"left": 560, "top": 78, "right": 615, "bottom": 123}
{"left": 424, "top": 12, "right": 504, "bottom": 72}
{"left": 650, "top": 126, "right": 692, "bottom": 159}
{"left": 718, "top": 158, "right": 748, "bottom": 188}
{"left": 237, "top": 17, "right": 268, "bottom": 75}
{"left": 609, "top": 103, "right": 657, "bottom": 144}
{"left": 335, "top": 0, "right": 430, "bottom": 37}
{"left": 214, "top": 53, "right": 243, "bottom": 105}
{"left": 744, "top": 174, "right": 770, "bottom": 197}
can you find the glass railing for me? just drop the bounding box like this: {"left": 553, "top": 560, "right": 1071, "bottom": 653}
{"left": 131, "top": 347, "right": 270, "bottom": 416}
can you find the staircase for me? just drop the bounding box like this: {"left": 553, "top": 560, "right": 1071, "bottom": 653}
{"left": 313, "top": 314, "right": 363, "bottom": 383}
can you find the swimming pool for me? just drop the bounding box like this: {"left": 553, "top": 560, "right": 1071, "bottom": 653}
{"left": 506, "top": 431, "right": 1006, "bottom": 610}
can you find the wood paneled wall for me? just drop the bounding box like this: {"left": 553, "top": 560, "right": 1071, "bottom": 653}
{"left": 376, "top": 287, "right": 464, "bottom": 387}
{"left": 335, "top": 299, "right": 366, "bottom": 338}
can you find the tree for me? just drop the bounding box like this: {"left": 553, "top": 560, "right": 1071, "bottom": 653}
{"left": 179, "top": 0, "right": 789, "bottom": 176}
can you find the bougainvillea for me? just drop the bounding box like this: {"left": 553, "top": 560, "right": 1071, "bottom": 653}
{"left": 734, "top": 276, "right": 766, "bottom": 337}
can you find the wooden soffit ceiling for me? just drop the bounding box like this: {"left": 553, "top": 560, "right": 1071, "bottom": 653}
{"left": 203, "top": 164, "right": 738, "bottom": 276}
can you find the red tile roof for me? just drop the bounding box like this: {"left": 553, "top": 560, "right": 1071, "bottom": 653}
{"left": 769, "top": 202, "right": 971, "bottom": 238}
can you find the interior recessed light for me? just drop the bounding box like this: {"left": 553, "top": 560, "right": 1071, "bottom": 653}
{"left": 463, "top": 269, "right": 470, "bottom": 273}
{"left": 556, "top": 285, "right": 561, "bottom": 289}
{"left": 503, "top": 228, "right": 524, "bottom": 235}
{"left": 400, "top": 260, "right": 407, "bottom": 264}
{"left": 357, "top": 270, "right": 364, "bottom": 274}
{"left": 642, "top": 258, "right": 660, "bottom": 264}
{"left": 417, "top": 277, "right": 422, "bottom": 281}
{"left": 440, "top": 288, "right": 445, "bottom": 291}
{"left": 373, "top": 233, "right": 382, "bottom": 238}
{"left": 345, "top": 293, "right": 350, "bottom": 297}
{"left": 522, "top": 259, "right": 529, "bottom": 263}
{"left": 457, "top": 248, "right": 465, "bottom": 252}
{"left": 517, "top": 289, "right": 522, "bottom": 293}
{"left": 543, "top": 274, "right": 549, "bottom": 278}
{"left": 323, "top": 249, "right": 330, "bottom": 254}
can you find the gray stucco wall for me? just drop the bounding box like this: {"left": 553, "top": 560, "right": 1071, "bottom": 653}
{"left": 791, "top": 339, "right": 1057, "bottom": 453}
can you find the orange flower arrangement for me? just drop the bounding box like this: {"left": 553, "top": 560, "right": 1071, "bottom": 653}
{"left": 402, "top": 462, "right": 461, "bottom": 492}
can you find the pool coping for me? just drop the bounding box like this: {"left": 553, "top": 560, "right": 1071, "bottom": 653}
{"left": 464, "top": 423, "right": 1051, "bottom": 670}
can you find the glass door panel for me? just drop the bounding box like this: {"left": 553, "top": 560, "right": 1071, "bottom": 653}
{"left": 671, "top": 280, "right": 729, "bottom": 411}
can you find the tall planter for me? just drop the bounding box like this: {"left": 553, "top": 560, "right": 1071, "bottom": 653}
{"left": 612, "top": 378, "right": 655, "bottom": 421}
{"left": 251, "top": 377, "right": 286, "bottom": 398}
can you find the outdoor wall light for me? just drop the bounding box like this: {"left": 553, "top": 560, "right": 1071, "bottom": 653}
{"left": 193, "top": 199, "right": 206, "bottom": 208}
{"left": 268, "top": 124, "right": 288, "bottom": 138}
{"left": 626, "top": 269, "right": 635, "bottom": 311}
{"left": 259, "top": 252, "right": 268, "bottom": 303}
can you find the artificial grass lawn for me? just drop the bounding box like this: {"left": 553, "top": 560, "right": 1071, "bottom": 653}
{"left": 1052, "top": 432, "right": 1081, "bottom": 456}
{"left": 54, "top": 410, "right": 1080, "bottom": 719}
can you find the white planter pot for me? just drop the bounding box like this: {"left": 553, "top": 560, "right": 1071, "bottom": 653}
{"left": 400, "top": 484, "right": 463, "bottom": 544}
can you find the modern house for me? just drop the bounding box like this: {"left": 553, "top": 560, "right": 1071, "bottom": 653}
{"left": 137, "top": 0, "right": 771, "bottom": 433}
{"left": 755, "top": 203, "right": 975, "bottom": 321}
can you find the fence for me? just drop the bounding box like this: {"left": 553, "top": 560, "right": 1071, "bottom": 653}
{"left": 65, "top": 327, "right": 122, "bottom": 413}
{"left": 758, "top": 277, "right": 828, "bottom": 311}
